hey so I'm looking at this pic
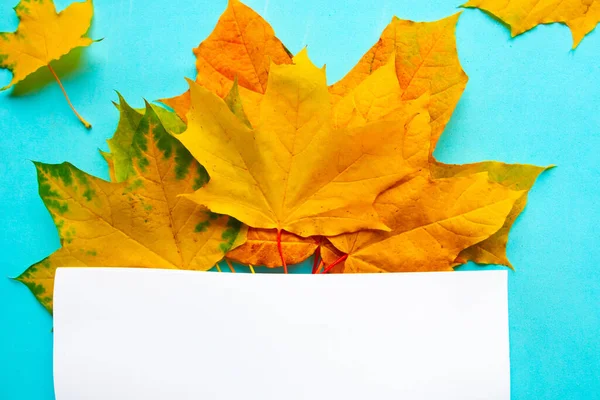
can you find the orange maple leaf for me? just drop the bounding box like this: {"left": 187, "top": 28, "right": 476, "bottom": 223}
{"left": 161, "top": 0, "right": 293, "bottom": 124}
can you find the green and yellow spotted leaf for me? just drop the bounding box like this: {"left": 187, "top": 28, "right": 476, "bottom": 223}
{"left": 18, "top": 104, "right": 246, "bottom": 313}
{"left": 107, "top": 94, "right": 187, "bottom": 183}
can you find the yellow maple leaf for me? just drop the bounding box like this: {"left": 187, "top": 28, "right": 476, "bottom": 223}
{"left": 223, "top": 52, "right": 431, "bottom": 270}
{"left": 329, "top": 14, "right": 468, "bottom": 156}
{"left": 17, "top": 105, "right": 246, "bottom": 313}
{"left": 331, "top": 53, "right": 415, "bottom": 130}
{"left": 464, "top": 0, "right": 600, "bottom": 48}
{"left": 161, "top": 0, "right": 293, "bottom": 124}
{"left": 431, "top": 161, "right": 551, "bottom": 268}
{"left": 226, "top": 46, "right": 429, "bottom": 269}
{"left": 0, "top": 0, "right": 98, "bottom": 127}
{"left": 325, "top": 173, "right": 523, "bottom": 273}
{"left": 175, "top": 49, "right": 432, "bottom": 270}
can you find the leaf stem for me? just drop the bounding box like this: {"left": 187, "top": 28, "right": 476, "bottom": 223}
{"left": 311, "top": 238, "right": 322, "bottom": 274}
{"left": 315, "top": 259, "right": 324, "bottom": 274}
{"left": 277, "top": 229, "right": 288, "bottom": 274}
{"left": 321, "top": 254, "right": 348, "bottom": 274}
{"left": 225, "top": 259, "right": 236, "bottom": 273}
{"left": 215, "top": 262, "right": 222, "bottom": 272}
{"left": 47, "top": 64, "right": 91, "bottom": 129}
{"left": 249, "top": 264, "right": 256, "bottom": 274}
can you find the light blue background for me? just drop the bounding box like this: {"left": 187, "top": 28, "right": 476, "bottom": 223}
{"left": 1, "top": 0, "right": 599, "bottom": 399}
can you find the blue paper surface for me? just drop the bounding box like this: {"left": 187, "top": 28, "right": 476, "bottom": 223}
{"left": 0, "top": 0, "right": 599, "bottom": 399}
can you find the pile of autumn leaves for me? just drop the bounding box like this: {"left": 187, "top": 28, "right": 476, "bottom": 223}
{"left": 18, "top": 0, "right": 549, "bottom": 313}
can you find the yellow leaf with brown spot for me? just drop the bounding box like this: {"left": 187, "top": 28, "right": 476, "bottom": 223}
{"left": 227, "top": 228, "right": 318, "bottom": 268}
{"left": 432, "top": 161, "right": 551, "bottom": 267}
{"left": 161, "top": 0, "right": 293, "bottom": 124}
{"left": 327, "top": 173, "right": 523, "bottom": 273}
{"left": 329, "top": 14, "right": 468, "bottom": 154}
{"left": 176, "top": 49, "right": 431, "bottom": 238}
{"left": 464, "top": 0, "right": 600, "bottom": 48}
{"left": 17, "top": 105, "right": 246, "bottom": 313}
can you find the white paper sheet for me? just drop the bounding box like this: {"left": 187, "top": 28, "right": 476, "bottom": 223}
{"left": 53, "top": 268, "right": 510, "bottom": 400}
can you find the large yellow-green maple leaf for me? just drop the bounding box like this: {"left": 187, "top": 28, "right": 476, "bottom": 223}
{"left": 17, "top": 104, "right": 245, "bottom": 313}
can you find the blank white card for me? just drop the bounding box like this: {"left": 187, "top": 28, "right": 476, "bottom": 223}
{"left": 53, "top": 268, "right": 510, "bottom": 400}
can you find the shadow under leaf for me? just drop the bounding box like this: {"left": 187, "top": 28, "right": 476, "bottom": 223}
{"left": 9, "top": 46, "right": 87, "bottom": 97}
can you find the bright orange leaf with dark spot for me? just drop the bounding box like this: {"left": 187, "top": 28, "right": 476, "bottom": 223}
{"left": 17, "top": 102, "right": 246, "bottom": 312}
